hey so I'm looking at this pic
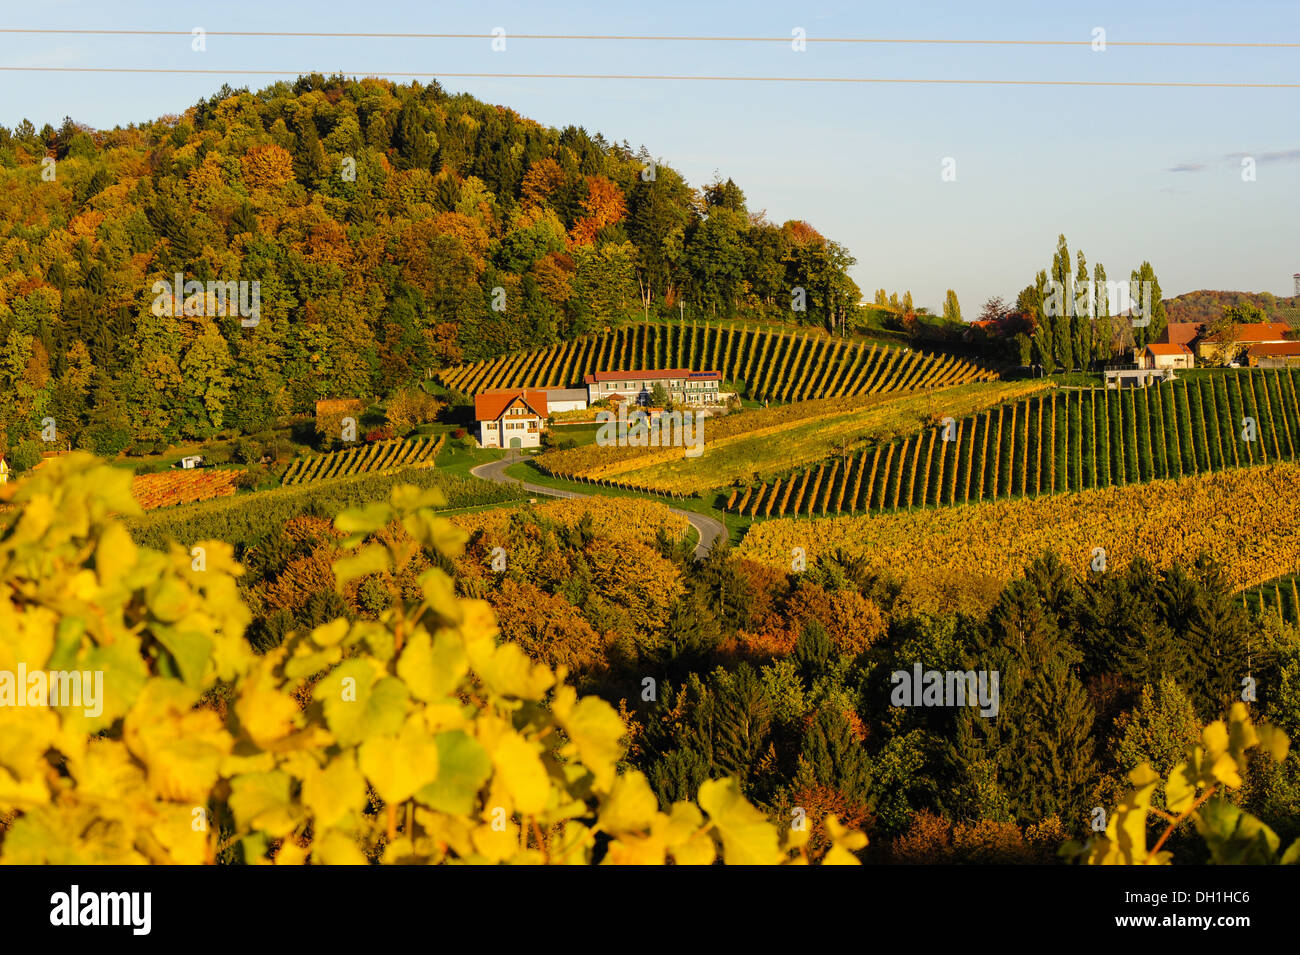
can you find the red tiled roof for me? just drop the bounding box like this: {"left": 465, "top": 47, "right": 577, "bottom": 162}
{"left": 1144, "top": 343, "right": 1193, "bottom": 356}
{"left": 583, "top": 369, "right": 722, "bottom": 384}
{"left": 1206, "top": 322, "right": 1291, "bottom": 344}
{"left": 1159, "top": 323, "right": 1202, "bottom": 347}
{"left": 1248, "top": 341, "right": 1300, "bottom": 357}
{"left": 474, "top": 389, "right": 548, "bottom": 421}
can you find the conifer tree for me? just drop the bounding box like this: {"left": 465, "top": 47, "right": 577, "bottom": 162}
{"left": 793, "top": 707, "right": 872, "bottom": 804}
{"left": 1010, "top": 660, "right": 1097, "bottom": 824}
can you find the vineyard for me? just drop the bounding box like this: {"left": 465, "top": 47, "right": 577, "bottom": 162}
{"left": 127, "top": 462, "right": 522, "bottom": 551}
{"left": 539, "top": 379, "right": 1052, "bottom": 497}
{"left": 131, "top": 468, "right": 239, "bottom": 509}
{"left": 437, "top": 321, "right": 994, "bottom": 401}
{"left": 736, "top": 460, "right": 1300, "bottom": 614}
{"left": 727, "top": 370, "right": 1300, "bottom": 518}
{"left": 1243, "top": 573, "right": 1300, "bottom": 623}
{"left": 281, "top": 435, "right": 444, "bottom": 485}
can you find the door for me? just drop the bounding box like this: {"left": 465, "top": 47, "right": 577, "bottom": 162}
{"left": 509, "top": 437, "right": 521, "bottom": 449}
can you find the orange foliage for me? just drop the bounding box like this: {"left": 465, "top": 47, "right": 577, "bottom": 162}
{"left": 781, "top": 580, "right": 886, "bottom": 656}
{"left": 531, "top": 253, "right": 574, "bottom": 304}
{"left": 131, "top": 469, "right": 238, "bottom": 510}
{"left": 432, "top": 211, "right": 490, "bottom": 263}
{"left": 782, "top": 219, "right": 825, "bottom": 247}
{"left": 788, "top": 785, "right": 873, "bottom": 862}
{"left": 569, "top": 175, "right": 627, "bottom": 247}
{"left": 489, "top": 578, "right": 606, "bottom": 676}
{"left": 241, "top": 144, "right": 294, "bottom": 191}
{"left": 265, "top": 547, "right": 340, "bottom": 613}
{"left": 889, "top": 811, "right": 1066, "bottom": 864}
{"left": 520, "top": 158, "right": 564, "bottom": 208}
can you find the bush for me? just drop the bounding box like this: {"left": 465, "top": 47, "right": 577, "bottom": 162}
{"left": 366, "top": 426, "right": 395, "bottom": 443}
{"left": 234, "top": 466, "right": 268, "bottom": 490}
{"left": 386, "top": 387, "right": 444, "bottom": 433}
{"left": 78, "top": 423, "right": 132, "bottom": 457}
{"left": 6, "top": 440, "right": 43, "bottom": 472}
{"left": 233, "top": 438, "right": 262, "bottom": 464}
{"left": 452, "top": 428, "right": 467, "bottom": 439}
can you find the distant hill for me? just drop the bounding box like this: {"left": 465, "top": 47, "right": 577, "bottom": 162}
{"left": 1164, "top": 289, "right": 1300, "bottom": 325}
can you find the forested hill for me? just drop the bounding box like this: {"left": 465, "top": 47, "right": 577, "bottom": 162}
{"left": 0, "top": 74, "right": 860, "bottom": 452}
{"left": 1164, "top": 289, "right": 1300, "bottom": 326}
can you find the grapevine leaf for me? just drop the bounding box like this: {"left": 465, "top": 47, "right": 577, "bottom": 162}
{"left": 416, "top": 731, "right": 491, "bottom": 815}
{"left": 697, "top": 777, "right": 782, "bottom": 865}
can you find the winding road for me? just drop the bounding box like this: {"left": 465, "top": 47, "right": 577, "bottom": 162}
{"left": 470, "top": 452, "right": 727, "bottom": 559}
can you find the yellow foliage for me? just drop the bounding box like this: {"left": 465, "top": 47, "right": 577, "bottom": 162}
{"left": 0, "top": 454, "right": 863, "bottom": 865}
{"left": 738, "top": 461, "right": 1300, "bottom": 610}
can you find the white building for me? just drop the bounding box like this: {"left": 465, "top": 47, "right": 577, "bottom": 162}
{"left": 583, "top": 369, "right": 722, "bottom": 407}
{"left": 475, "top": 389, "right": 549, "bottom": 449}
{"left": 543, "top": 387, "right": 588, "bottom": 414}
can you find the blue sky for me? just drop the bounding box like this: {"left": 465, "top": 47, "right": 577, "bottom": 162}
{"left": 2, "top": 0, "right": 1297, "bottom": 313}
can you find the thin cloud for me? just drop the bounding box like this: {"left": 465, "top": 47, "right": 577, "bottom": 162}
{"left": 1168, "top": 149, "right": 1300, "bottom": 174}
{"left": 1166, "top": 163, "right": 1206, "bottom": 173}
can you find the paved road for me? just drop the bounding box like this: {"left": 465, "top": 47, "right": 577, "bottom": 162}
{"left": 470, "top": 452, "right": 726, "bottom": 559}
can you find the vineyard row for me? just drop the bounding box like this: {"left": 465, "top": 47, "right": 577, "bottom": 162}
{"left": 437, "top": 322, "right": 993, "bottom": 402}
{"left": 281, "top": 435, "right": 445, "bottom": 486}
{"left": 726, "top": 370, "right": 1300, "bottom": 518}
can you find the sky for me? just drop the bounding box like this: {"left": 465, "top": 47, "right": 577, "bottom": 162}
{"left": 2, "top": 0, "right": 1297, "bottom": 314}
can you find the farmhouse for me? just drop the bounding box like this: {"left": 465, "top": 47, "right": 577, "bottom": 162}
{"left": 1197, "top": 322, "right": 1291, "bottom": 364}
{"left": 1135, "top": 343, "right": 1194, "bottom": 371}
{"left": 583, "top": 369, "right": 722, "bottom": 407}
{"left": 475, "top": 389, "right": 548, "bottom": 449}
{"left": 1246, "top": 341, "right": 1300, "bottom": 368}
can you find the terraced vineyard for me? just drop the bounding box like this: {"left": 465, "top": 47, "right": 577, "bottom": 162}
{"left": 131, "top": 469, "right": 239, "bottom": 509}
{"left": 538, "top": 379, "right": 1051, "bottom": 497}
{"left": 727, "top": 369, "right": 1300, "bottom": 518}
{"left": 438, "top": 321, "right": 993, "bottom": 401}
{"left": 281, "top": 435, "right": 445, "bottom": 486}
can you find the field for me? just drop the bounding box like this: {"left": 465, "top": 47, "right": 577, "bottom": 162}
{"left": 437, "top": 320, "right": 994, "bottom": 401}
{"left": 280, "top": 435, "right": 444, "bottom": 485}
{"left": 736, "top": 460, "right": 1300, "bottom": 614}
{"left": 126, "top": 461, "right": 523, "bottom": 550}
{"left": 728, "top": 370, "right": 1300, "bottom": 517}
{"left": 539, "top": 379, "right": 1053, "bottom": 497}
{"left": 131, "top": 468, "right": 240, "bottom": 509}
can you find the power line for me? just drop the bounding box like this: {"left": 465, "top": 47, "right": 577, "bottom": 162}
{"left": 0, "top": 28, "right": 1297, "bottom": 47}
{"left": 0, "top": 67, "right": 1295, "bottom": 88}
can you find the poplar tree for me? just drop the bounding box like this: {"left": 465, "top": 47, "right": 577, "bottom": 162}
{"left": 1093, "top": 262, "right": 1112, "bottom": 364}
{"left": 943, "top": 289, "right": 961, "bottom": 323}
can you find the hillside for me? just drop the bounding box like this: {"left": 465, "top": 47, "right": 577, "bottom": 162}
{"left": 730, "top": 369, "right": 1300, "bottom": 517}
{"left": 0, "top": 75, "right": 859, "bottom": 458}
{"left": 438, "top": 320, "right": 993, "bottom": 400}
{"left": 1164, "top": 289, "right": 1300, "bottom": 326}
